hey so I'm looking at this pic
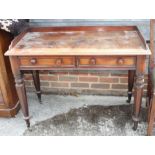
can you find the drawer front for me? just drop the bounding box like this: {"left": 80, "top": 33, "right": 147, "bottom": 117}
{"left": 19, "top": 56, "right": 76, "bottom": 68}
{"left": 77, "top": 56, "right": 136, "bottom": 68}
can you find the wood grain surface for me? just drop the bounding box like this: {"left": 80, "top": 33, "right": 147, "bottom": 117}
{"left": 5, "top": 26, "right": 151, "bottom": 56}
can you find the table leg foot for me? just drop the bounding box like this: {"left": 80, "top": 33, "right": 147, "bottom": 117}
{"left": 133, "top": 122, "right": 138, "bottom": 131}
{"left": 24, "top": 116, "right": 30, "bottom": 128}
{"left": 132, "top": 115, "right": 140, "bottom": 131}
{"left": 26, "top": 119, "right": 30, "bottom": 128}
{"left": 36, "top": 91, "right": 42, "bottom": 104}
{"left": 126, "top": 92, "right": 132, "bottom": 103}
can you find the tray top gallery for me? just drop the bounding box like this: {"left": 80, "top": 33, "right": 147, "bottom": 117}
{"left": 5, "top": 26, "right": 151, "bottom": 56}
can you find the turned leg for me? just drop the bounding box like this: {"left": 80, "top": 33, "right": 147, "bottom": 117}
{"left": 127, "top": 70, "right": 135, "bottom": 103}
{"left": 132, "top": 73, "right": 144, "bottom": 130}
{"left": 9, "top": 57, "right": 30, "bottom": 127}
{"left": 146, "top": 72, "right": 153, "bottom": 121}
{"left": 32, "top": 70, "right": 41, "bottom": 103}
{"left": 146, "top": 72, "right": 152, "bottom": 107}
{"left": 15, "top": 74, "right": 30, "bottom": 127}
{"left": 147, "top": 95, "right": 155, "bottom": 136}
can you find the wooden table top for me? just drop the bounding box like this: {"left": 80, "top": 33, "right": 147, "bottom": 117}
{"left": 5, "top": 26, "right": 151, "bottom": 56}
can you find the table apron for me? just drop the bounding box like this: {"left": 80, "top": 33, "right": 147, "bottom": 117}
{"left": 19, "top": 66, "right": 136, "bottom": 71}
{"left": 18, "top": 55, "right": 137, "bottom": 71}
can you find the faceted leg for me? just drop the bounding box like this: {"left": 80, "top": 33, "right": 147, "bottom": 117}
{"left": 147, "top": 95, "right": 155, "bottom": 136}
{"left": 132, "top": 73, "right": 144, "bottom": 130}
{"left": 32, "top": 70, "right": 42, "bottom": 103}
{"left": 127, "top": 70, "right": 135, "bottom": 103}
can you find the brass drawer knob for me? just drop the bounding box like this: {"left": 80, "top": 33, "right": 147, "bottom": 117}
{"left": 117, "top": 58, "right": 124, "bottom": 65}
{"left": 56, "top": 58, "right": 63, "bottom": 66}
{"left": 90, "top": 58, "right": 96, "bottom": 65}
{"left": 30, "top": 58, "right": 37, "bottom": 65}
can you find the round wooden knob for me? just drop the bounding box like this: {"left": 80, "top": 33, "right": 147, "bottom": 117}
{"left": 90, "top": 58, "right": 96, "bottom": 65}
{"left": 56, "top": 58, "right": 62, "bottom": 66}
{"left": 30, "top": 58, "right": 37, "bottom": 65}
{"left": 117, "top": 58, "right": 124, "bottom": 65}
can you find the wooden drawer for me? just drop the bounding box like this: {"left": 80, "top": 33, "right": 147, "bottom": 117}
{"left": 77, "top": 56, "right": 136, "bottom": 68}
{"left": 19, "top": 56, "right": 76, "bottom": 68}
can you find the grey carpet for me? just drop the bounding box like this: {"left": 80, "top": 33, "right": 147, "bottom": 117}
{"left": 24, "top": 105, "right": 148, "bottom": 136}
